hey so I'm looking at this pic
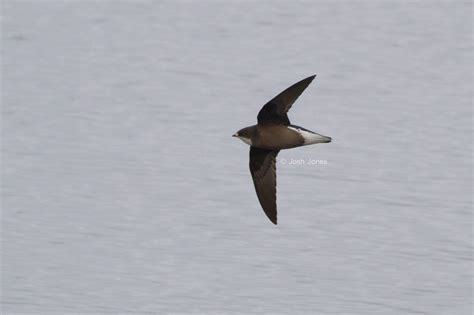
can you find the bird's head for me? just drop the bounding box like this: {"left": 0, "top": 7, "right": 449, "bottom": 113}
{"left": 232, "top": 127, "right": 253, "bottom": 146}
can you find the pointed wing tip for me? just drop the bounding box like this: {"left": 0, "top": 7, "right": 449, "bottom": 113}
{"left": 261, "top": 210, "right": 277, "bottom": 225}
{"left": 300, "top": 74, "right": 316, "bottom": 85}
{"left": 269, "top": 215, "right": 277, "bottom": 225}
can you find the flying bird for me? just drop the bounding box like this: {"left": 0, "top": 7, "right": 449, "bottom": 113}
{"left": 233, "top": 75, "right": 331, "bottom": 225}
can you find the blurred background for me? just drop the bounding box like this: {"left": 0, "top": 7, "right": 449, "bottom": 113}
{"left": 2, "top": 1, "right": 472, "bottom": 314}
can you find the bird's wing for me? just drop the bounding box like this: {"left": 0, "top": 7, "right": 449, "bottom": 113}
{"left": 249, "top": 146, "right": 280, "bottom": 224}
{"left": 257, "top": 75, "right": 316, "bottom": 125}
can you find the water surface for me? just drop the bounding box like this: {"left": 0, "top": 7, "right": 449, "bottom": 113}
{"left": 2, "top": 1, "right": 472, "bottom": 314}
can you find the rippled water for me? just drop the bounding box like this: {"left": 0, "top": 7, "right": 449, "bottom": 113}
{"left": 2, "top": 1, "right": 472, "bottom": 314}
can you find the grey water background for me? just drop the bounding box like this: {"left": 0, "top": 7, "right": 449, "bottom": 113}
{"left": 2, "top": 1, "right": 472, "bottom": 314}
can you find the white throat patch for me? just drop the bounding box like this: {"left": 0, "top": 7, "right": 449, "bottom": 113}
{"left": 238, "top": 137, "right": 253, "bottom": 146}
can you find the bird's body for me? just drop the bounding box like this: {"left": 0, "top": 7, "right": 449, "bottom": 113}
{"left": 235, "top": 124, "right": 330, "bottom": 150}
{"left": 233, "top": 75, "right": 331, "bottom": 224}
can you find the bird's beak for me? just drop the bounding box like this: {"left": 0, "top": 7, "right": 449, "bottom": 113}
{"left": 232, "top": 133, "right": 238, "bottom": 137}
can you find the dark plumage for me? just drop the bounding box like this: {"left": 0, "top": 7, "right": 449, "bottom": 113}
{"left": 233, "top": 75, "right": 331, "bottom": 224}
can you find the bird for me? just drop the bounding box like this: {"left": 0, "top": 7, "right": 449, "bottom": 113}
{"left": 233, "top": 75, "right": 331, "bottom": 225}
